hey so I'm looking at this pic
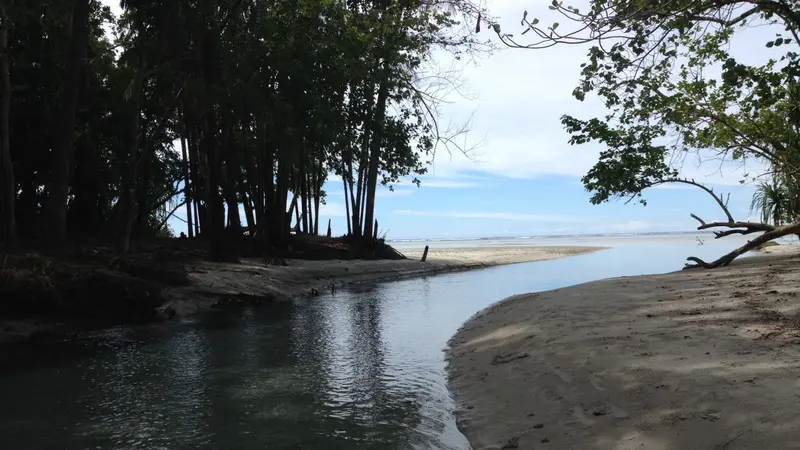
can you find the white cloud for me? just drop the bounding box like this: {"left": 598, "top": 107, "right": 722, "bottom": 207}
{"left": 609, "top": 220, "right": 653, "bottom": 232}
{"left": 420, "top": 0, "right": 773, "bottom": 186}
{"left": 393, "top": 209, "right": 580, "bottom": 222}
{"left": 319, "top": 201, "right": 347, "bottom": 217}
{"left": 418, "top": 179, "right": 481, "bottom": 188}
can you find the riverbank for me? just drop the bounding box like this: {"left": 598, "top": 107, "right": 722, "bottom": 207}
{"left": 1, "top": 243, "right": 601, "bottom": 343}
{"left": 446, "top": 251, "right": 800, "bottom": 449}
{"left": 159, "top": 245, "right": 602, "bottom": 317}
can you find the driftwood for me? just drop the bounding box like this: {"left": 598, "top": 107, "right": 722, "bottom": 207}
{"left": 421, "top": 245, "right": 429, "bottom": 262}
{"left": 652, "top": 177, "right": 793, "bottom": 270}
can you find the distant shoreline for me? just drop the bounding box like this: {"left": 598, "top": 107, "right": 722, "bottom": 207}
{"left": 446, "top": 251, "right": 800, "bottom": 449}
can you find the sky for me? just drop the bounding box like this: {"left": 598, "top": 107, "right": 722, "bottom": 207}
{"left": 101, "top": 0, "right": 776, "bottom": 240}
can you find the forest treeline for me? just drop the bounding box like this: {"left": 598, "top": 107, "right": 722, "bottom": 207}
{"left": 0, "top": 0, "right": 483, "bottom": 260}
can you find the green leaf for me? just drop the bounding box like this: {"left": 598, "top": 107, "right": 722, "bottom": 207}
{"left": 552, "top": 22, "right": 560, "bottom": 30}
{"left": 532, "top": 18, "right": 540, "bottom": 25}
{"left": 767, "top": 41, "right": 774, "bottom": 48}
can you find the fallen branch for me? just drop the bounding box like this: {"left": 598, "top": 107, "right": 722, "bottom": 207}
{"left": 685, "top": 222, "right": 800, "bottom": 269}
{"left": 689, "top": 215, "right": 774, "bottom": 233}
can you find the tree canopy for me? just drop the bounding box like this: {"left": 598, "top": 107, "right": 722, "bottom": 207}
{"left": 483, "top": 0, "right": 800, "bottom": 268}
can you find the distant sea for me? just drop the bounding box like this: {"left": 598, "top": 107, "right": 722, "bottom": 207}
{"left": 388, "top": 231, "right": 799, "bottom": 250}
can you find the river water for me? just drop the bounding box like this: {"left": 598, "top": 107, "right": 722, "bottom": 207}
{"left": 0, "top": 234, "right": 774, "bottom": 449}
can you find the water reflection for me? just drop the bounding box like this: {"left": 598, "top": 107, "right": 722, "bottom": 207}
{"left": 0, "top": 235, "right": 760, "bottom": 449}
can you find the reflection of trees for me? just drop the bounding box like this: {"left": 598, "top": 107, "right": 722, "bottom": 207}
{"left": 201, "top": 304, "right": 306, "bottom": 448}
{"left": 344, "top": 285, "right": 422, "bottom": 447}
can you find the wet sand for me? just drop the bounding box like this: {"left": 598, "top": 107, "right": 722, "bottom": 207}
{"left": 446, "top": 252, "right": 800, "bottom": 449}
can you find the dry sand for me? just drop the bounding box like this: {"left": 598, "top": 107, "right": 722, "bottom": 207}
{"left": 161, "top": 245, "right": 601, "bottom": 317}
{"left": 446, "top": 252, "right": 800, "bottom": 450}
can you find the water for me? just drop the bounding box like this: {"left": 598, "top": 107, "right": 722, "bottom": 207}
{"left": 0, "top": 233, "right": 786, "bottom": 449}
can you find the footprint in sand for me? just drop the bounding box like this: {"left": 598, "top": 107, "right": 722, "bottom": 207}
{"left": 588, "top": 373, "right": 605, "bottom": 391}
{"left": 568, "top": 406, "right": 596, "bottom": 427}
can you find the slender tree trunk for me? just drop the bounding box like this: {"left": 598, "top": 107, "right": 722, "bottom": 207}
{"left": 291, "top": 192, "right": 300, "bottom": 231}
{"left": 198, "top": 0, "right": 230, "bottom": 261}
{"left": 343, "top": 174, "right": 352, "bottom": 236}
{"left": 185, "top": 118, "right": 203, "bottom": 236}
{"left": 44, "top": 0, "right": 90, "bottom": 248}
{"left": 313, "top": 170, "right": 320, "bottom": 235}
{"left": 363, "top": 77, "right": 389, "bottom": 240}
{"left": 299, "top": 155, "right": 309, "bottom": 234}
{"left": 305, "top": 169, "right": 314, "bottom": 235}
{"left": 359, "top": 165, "right": 368, "bottom": 234}
{"left": 180, "top": 133, "right": 194, "bottom": 238}
{"left": 0, "top": 0, "right": 14, "bottom": 250}
{"left": 116, "top": 70, "right": 142, "bottom": 254}
{"left": 264, "top": 135, "right": 275, "bottom": 245}
{"left": 240, "top": 179, "right": 256, "bottom": 234}
{"left": 221, "top": 119, "right": 241, "bottom": 232}
{"left": 354, "top": 160, "right": 366, "bottom": 236}
{"left": 274, "top": 155, "right": 291, "bottom": 246}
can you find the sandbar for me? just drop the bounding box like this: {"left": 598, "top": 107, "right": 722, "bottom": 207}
{"left": 447, "top": 252, "right": 800, "bottom": 449}
{"left": 160, "top": 245, "right": 602, "bottom": 317}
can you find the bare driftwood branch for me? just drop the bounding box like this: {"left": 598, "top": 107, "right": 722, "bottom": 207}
{"left": 685, "top": 223, "right": 800, "bottom": 269}
{"left": 653, "top": 177, "right": 788, "bottom": 268}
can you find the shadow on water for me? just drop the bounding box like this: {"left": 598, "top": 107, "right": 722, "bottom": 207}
{"left": 0, "top": 235, "right": 759, "bottom": 449}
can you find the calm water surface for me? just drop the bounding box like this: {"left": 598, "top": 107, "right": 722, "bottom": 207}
{"left": 0, "top": 234, "right": 775, "bottom": 449}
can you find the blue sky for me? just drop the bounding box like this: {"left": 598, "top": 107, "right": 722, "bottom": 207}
{"left": 100, "top": 0, "right": 774, "bottom": 240}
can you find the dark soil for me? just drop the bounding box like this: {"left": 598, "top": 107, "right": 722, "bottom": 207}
{"left": 0, "top": 234, "right": 406, "bottom": 326}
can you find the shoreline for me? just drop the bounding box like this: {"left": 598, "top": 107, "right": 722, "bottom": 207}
{"left": 1, "top": 245, "right": 603, "bottom": 344}
{"left": 159, "top": 245, "right": 604, "bottom": 317}
{"left": 446, "top": 251, "right": 800, "bottom": 449}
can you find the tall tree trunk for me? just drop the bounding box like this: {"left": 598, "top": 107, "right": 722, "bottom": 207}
{"left": 0, "top": 0, "right": 15, "bottom": 249}
{"left": 116, "top": 70, "right": 142, "bottom": 254}
{"left": 133, "top": 152, "right": 151, "bottom": 236}
{"left": 343, "top": 174, "right": 352, "bottom": 236}
{"left": 239, "top": 175, "right": 256, "bottom": 234}
{"left": 305, "top": 169, "right": 314, "bottom": 235}
{"left": 180, "top": 133, "right": 194, "bottom": 238}
{"left": 274, "top": 157, "right": 291, "bottom": 247}
{"left": 359, "top": 164, "right": 368, "bottom": 235}
{"left": 44, "top": 0, "right": 90, "bottom": 249}
{"left": 187, "top": 127, "right": 203, "bottom": 235}
{"left": 221, "top": 119, "right": 241, "bottom": 232}
{"left": 299, "top": 156, "right": 309, "bottom": 234}
{"left": 198, "top": 0, "right": 229, "bottom": 261}
{"left": 363, "top": 77, "right": 389, "bottom": 240}
{"left": 263, "top": 133, "right": 276, "bottom": 246}
{"left": 313, "top": 170, "right": 321, "bottom": 235}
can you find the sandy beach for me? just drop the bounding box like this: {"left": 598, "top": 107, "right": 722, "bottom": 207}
{"left": 446, "top": 251, "right": 800, "bottom": 449}
{"left": 160, "top": 245, "right": 601, "bottom": 317}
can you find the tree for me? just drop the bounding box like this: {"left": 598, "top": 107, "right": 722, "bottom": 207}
{"left": 482, "top": 0, "right": 800, "bottom": 268}
{"left": 0, "top": 0, "right": 14, "bottom": 249}
{"left": 0, "top": 0, "right": 485, "bottom": 261}
{"left": 43, "top": 0, "right": 91, "bottom": 249}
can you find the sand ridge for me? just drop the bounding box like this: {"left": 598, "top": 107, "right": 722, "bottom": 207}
{"left": 160, "top": 245, "right": 602, "bottom": 317}
{"left": 447, "top": 252, "right": 800, "bottom": 450}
